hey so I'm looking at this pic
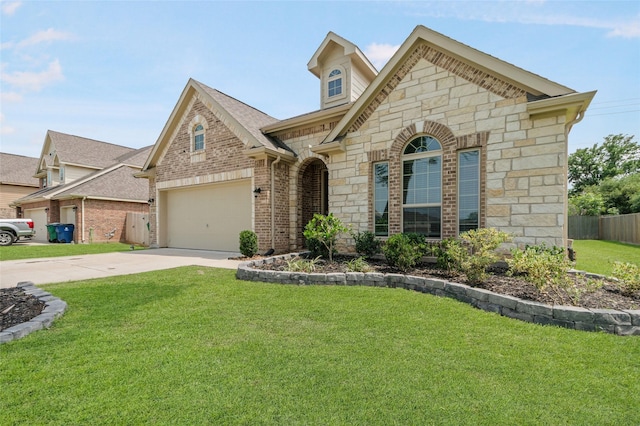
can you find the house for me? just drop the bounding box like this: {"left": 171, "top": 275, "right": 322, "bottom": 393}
{"left": 0, "top": 153, "right": 39, "bottom": 219}
{"left": 12, "top": 130, "right": 151, "bottom": 243}
{"left": 137, "top": 25, "right": 595, "bottom": 253}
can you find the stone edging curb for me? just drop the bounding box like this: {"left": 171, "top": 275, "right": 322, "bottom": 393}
{"left": 0, "top": 281, "right": 67, "bottom": 344}
{"left": 237, "top": 253, "right": 640, "bottom": 336}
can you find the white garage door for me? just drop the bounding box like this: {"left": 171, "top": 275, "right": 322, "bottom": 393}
{"left": 23, "top": 208, "right": 48, "bottom": 243}
{"left": 164, "top": 180, "right": 252, "bottom": 251}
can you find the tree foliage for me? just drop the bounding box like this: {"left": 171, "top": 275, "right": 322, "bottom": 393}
{"left": 568, "top": 134, "right": 640, "bottom": 196}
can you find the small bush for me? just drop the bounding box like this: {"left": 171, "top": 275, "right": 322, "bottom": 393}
{"left": 303, "top": 213, "right": 349, "bottom": 262}
{"left": 239, "top": 230, "right": 258, "bottom": 258}
{"left": 345, "top": 257, "right": 372, "bottom": 273}
{"left": 306, "top": 237, "right": 329, "bottom": 259}
{"left": 383, "top": 233, "right": 423, "bottom": 272}
{"left": 352, "top": 230, "right": 382, "bottom": 258}
{"left": 286, "top": 256, "right": 320, "bottom": 273}
{"left": 434, "top": 237, "right": 461, "bottom": 271}
{"left": 452, "top": 228, "right": 511, "bottom": 285}
{"left": 612, "top": 261, "right": 640, "bottom": 296}
{"left": 507, "top": 243, "right": 583, "bottom": 304}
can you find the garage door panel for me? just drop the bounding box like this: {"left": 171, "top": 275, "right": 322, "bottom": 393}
{"left": 165, "top": 180, "right": 251, "bottom": 251}
{"left": 24, "top": 209, "right": 48, "bottom": 243}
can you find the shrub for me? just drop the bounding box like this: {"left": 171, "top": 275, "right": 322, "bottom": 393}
{"left": 434, "top": 237, "right": 462, "bottom": 271}
{"left": 612, "top": 261, "right": 640, "bottom": 296}
{"left": 352, "top": 230, "right": 381, "bottom": 258}
{"left": 239, "top": 230, "right": 258, "bottom": 258}
{"left": 286, "top": 256, "right": 320, "bottom": 273}
{"left": 303, "top": 213, "right": 349, "bottom": 262}
{"left": 345, "top": 257, "right": 372, "bottom": 273}
{"left": 451, "top": 228, "right": 511, "bottom": 285}
{"left": 382, "top": 233, "right": 423, "bottom": 272}
{"left": 507, "top": 244, "right": 583, "bottom": 304}
{"left": 404, "top": 233, "right": 429, "bottom": 256}
{"left": 306, "top": 237, "right": 329, "bottom": 259}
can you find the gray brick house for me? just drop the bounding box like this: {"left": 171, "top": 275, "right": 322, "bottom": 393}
{"left": 138, "top": 25, "right": 595, "bottom": 253}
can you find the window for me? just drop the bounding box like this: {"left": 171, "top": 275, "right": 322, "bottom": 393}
{"left": 458, "top": 150, "right": 480, "bottom": 233}
{"left": 59, "top": 167, "right": 65, "bottom": 183}
{"left": 402, "top": 136, "right": 442, "bottom": 237}
{"left": 193, "top": 124, "right": 205, "bottom": 151}
{"left": 374, "top": 162, "right": 389, "bottom": 236}
{"left": 328, "top": 69, "right": 342, "bottom": 97}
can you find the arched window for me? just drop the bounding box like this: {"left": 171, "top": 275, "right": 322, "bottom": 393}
{"left": 402, "top": 136, "right": 442, "bottom": 237}
{"left": 328, "top": 69, "right": 342, "bottom": 98}
{"left": 193, "top": 124, "right": 205, "bottom": 151}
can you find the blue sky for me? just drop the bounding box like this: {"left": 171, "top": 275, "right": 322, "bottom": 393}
{"left": 1, "top": 0, "right": 639, "bottom": 159}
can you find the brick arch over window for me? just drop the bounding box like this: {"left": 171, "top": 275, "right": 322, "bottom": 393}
{"left": 382, "top": 121, "right": 482, "bottom": 238}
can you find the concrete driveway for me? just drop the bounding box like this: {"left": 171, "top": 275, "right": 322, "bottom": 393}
{"left": 0, "top": 248, "right": 244, "bottom": 289}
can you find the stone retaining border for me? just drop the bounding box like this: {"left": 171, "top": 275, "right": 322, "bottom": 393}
{"left": 237, "top": 253, "right": 640, "bottom": 336}
{"left": 0, "top": 282, "right": 67, "bottom": 344}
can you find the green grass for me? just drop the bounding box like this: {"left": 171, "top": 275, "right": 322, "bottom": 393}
{"left": 2, "top": 267, "right": 638, "bottom": 425}
{"left": 572, "top": 239, "right": 640, "bottom": 276}
{"left": 0, "top": 242, "right": 144, "bottom": 261}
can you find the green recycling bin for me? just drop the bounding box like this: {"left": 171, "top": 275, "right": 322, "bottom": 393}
{"left": 46, "top": 223, "right": 60, "bottom": 243}
{"left": 56, "top": 224, "right": 75, "bottom": 243}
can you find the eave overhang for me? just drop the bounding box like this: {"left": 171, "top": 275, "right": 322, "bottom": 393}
{"left": 527, "top": 90, "right": 597, "bottom": 122}
{"left": 310, "top": 139, "right": 346, "bottom": 157}
{"left": 261, "top": 103, "right": 352, "bottom": 134}
{"left": 241, "top": 146, "right": 297, "bottom": 163}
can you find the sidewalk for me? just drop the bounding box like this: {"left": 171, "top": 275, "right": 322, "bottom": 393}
{"left": 0, "top": 248, "right": 243, "bottom": 288}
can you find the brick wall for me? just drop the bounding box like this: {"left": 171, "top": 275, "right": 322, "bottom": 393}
{"left": 82, "top": 199, "right": 148, "bottom": 243}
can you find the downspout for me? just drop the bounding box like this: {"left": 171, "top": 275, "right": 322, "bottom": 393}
{"left": 81, "top": 197, "right": 87, "bottom": 243}
{"left": 564, "top": 110, "right": 586, "bottom": 249}
{"left": 270, "top": 155, "right": 282, "bottom": 251}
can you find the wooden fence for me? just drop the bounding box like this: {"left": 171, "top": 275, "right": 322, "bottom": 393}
{"left": 124, "top": 212, "right": 150, "bottom": 246}
{"left": 568, "top": 213, "right": 640, "bottom": 245}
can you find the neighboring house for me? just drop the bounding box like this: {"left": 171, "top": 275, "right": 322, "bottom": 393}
{"left": 0, "top": 153, "right": 39, "bottom": 219}
{"left": 138, "top": 25, "right": 595, "bottom": 253}
{"left": 12, "top": 130, "right": 151, "bottom": 243}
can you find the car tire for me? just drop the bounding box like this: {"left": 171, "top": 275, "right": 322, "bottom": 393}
{"left": 0, "top": 231, "right": 14, "bottom": 246}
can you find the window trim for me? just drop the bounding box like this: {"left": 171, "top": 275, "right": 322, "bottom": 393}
{"left": 188, "top": 115, "right": 209, "bottom": 153}
{"left": 326, "top": 66, "right": 346, "bottom": 101}
{"left": 401, "top": 135, "right": 443, "bottom": 238}
{"left": 457, "top": 148, "right": 481, "bottom": 234}
{"left": 373, "top": 161, "right": 389, "bottom": 236}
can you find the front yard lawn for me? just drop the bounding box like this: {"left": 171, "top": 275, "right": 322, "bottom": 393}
{"left": 0, "top": 242, "right": 144, "bottom": 261}
{"left": 572, "top": 239, "right": 640, "bottom": 276}
{"left": 2, "top": 267, "right": 638, "bottom": 425}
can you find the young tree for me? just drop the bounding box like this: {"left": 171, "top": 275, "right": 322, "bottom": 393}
{"left": 568, "top": 134, "right": 640, "bottom": 196}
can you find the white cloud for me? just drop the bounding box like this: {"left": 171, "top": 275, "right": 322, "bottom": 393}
{"left": 1, "top": 1, "right": 21, "bottom": 16}
{"left": 0, "top": 113, "right": 16, "bottom": 135}
{"left": 405, "top": 2, "right": 640, "bottom": 39}
{"left": 0, "top": 91, "right": 23, "bottom": 103}
{"left": 17, "top": 28, "right": 75, "bottom": 48}
{"left": 364, "top": 43, "right": 401, "bottom": 70}
{"left": 1, "top": 59, "right": 64, "bottom": 92}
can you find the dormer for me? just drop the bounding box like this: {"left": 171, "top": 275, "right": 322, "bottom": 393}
{"left": 308, "top": 32, "right": 378, "bottom": 110}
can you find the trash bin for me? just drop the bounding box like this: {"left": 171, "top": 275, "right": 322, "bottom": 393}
{"left": 46, "top": 223, "right": 60, "bottom": 243}
{"left": 56, "top": 224, "right": 75, "bottom": 243}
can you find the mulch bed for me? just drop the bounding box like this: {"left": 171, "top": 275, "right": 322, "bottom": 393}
{"left": 1, "top": 288, "right": 45, "bottom": 332}
{"left": 252, "top": 255, "right": 640, "bottom": 311}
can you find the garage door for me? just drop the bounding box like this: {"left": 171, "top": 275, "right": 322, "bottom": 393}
{"left": 164, "top": 180, "right": 252, "bottom": 251}
{"left": 23, "top": 208, "right": 48, "bottom": 243}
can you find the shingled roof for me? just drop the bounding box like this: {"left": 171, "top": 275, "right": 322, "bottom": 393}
{"left": 192, "top": 80, "right": 293, "bottom": 153}
{"left": 0, "top": 153, "right": 39, "bottom": 187}
{"left": 55, "top": 165, "right": 149, "bottom": 201}
{"left": 43, "top": 131, "right": 135, "bottom": 169}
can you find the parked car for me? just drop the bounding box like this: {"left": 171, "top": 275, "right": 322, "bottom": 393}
{"left": 0, "top": 218, "right": 36, "bottom": 246}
